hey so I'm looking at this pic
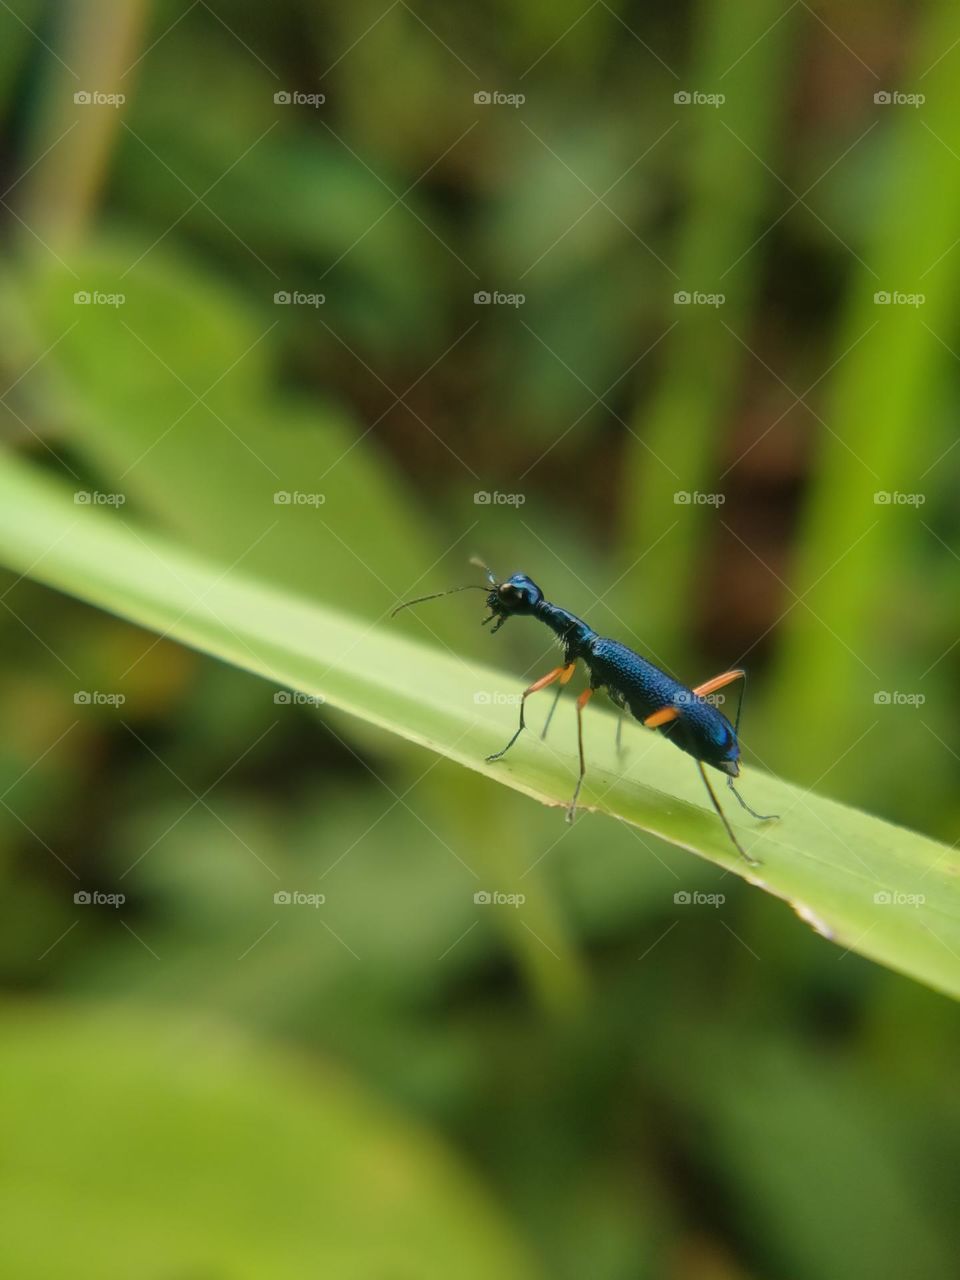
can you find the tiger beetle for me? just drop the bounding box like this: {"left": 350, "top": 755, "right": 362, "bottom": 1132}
{"left": 393, "top": 559, "right": 777, "bottom": 865}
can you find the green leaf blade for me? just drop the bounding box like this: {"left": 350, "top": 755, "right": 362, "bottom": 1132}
{"left": 1, "top": 451, "right": 957, "bottom": 998}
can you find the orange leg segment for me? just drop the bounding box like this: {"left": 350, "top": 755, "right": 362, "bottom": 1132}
{"left": 692, "top": 668, "right": 745, "bottom": 699}
{"left": 645, "top": 669, "right": 747, "bottom": 730}
{"left": 486, "top": 663, "right": 576, "bottom": 762}
{"left": 527, "top": 662, "right": 576, "bottom": 697}
{"left": 644, "top": 705, "right": 680, "bottom": 729}
{"left": 540, "top": 661, "right": 578, "bottom": 741}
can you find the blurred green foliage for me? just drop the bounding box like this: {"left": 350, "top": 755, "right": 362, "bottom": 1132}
{"left": 0, "top": 1, "right": 958, "bottom": 1276}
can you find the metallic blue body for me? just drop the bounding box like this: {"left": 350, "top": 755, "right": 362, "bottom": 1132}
{"left": 392, "top": 565, "right": 771, "bottom": 861}
{"left": 492, "top": 577, "right": 740, "bottom": 777}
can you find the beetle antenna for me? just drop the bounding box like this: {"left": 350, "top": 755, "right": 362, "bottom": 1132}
{"left": 391, "top": 584, "right": 490, "bottom": 617}
{"left": 469, "top": 556, "right": 499, "bottom": 587}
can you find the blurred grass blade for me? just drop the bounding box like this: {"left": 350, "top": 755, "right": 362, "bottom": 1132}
{"left": 0, "top": 451, "right": 957, "bottom": 998}
{"left": 0, "top": 1007, "right": 542, "bottom": 1279}
{"left": 18, "top": 0, "right": 151, "bottom": 245}
{"left": 765, "top": 0, "right": 960, "bottom": 797}
{"left": 622, "top": 0, "right": 795, "bottom": 658}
